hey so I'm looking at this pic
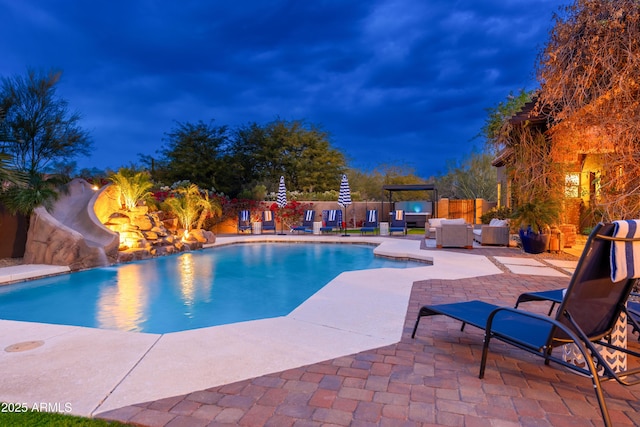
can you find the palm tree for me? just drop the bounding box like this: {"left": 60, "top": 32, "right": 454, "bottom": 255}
{"left": 0, "top": 171, "right": 65, "bottom": 215}
{"left": 109, "top": 169, "right": 154, "bottom": 211}
{"left": 163, "top": 183, "right": 221, "bottom": 231}
{"left": 0, "top": 152, "right": 27, "bottom": 187}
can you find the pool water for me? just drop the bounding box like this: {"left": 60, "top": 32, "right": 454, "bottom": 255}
{"left": 0, "top": 243, "right": 425, "bottom": 333}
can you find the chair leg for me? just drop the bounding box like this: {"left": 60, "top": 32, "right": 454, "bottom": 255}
{"left": 479, "top": 332, "right": 492, "bottom": 379}
{"left": 411, "top": 315, "right": 422, "bottom": 338}
{"left": 625, "top": 307, "right": 640, "bottom": 341}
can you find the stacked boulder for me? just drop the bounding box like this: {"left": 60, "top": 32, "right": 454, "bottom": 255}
{"left": 94, "top": 184, "right": 215, "bottom": 263}
{"left": 102, "top": 206, "right": 215, "bottom": 263}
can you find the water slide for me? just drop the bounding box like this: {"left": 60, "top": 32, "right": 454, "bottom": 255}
{"left": 24, "top": 178, "right": 119, "bottom": 270}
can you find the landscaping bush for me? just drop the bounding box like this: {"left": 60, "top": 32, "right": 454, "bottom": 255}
{"left": 480, "top": 206, "right": 512, "bottom": 224}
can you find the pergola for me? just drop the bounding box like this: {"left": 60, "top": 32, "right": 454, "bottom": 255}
{"left": 381, "top": 184, "right": 439, "bottom": 223}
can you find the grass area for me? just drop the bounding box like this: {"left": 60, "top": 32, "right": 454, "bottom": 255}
{"left": 407, "top": 228, "right": 425, "bottom": 235}
{"left": 0, "top": 408, "right": 134, "bottom": 427}
{"left": 338, "top": 228, "right": 424, "bottom": 235}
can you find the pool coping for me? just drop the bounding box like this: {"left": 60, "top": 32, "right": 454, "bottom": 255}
{"left": 0, "top": 235, "right": 503, "bottom": 417}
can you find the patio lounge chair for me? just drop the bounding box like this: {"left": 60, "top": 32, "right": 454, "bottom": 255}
{"left": 261, "top": 210, "right": 276, "bottom": 234}
{"left": 237, "top": 210, "right": 251, "bottom": 234}
{"left": 515, "top": 290, "right": 640, "bottom": 339}
{"left": 411, "top": 222, "right": 640, "bottom": 427}
{"left": 291, "top": 210, "right": 315, "bottom": 234}
{"left": 320, "top": 209, "right": 341, "bottom": 234}
{"left": 360, "top": 210, "right": 378, "bottom": 235}
{"left": 389, "top": 210, "right": 406, "bottom": 235}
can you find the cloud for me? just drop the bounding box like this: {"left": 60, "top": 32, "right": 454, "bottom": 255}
{"left": 0, "top": 0, "right": 567, "bottom": 178}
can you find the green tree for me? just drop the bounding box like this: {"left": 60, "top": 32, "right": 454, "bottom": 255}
{"left": 0, "top": 106, "right": 50, "bottom": 215}
{"left": 346, "top": 164, "right": 430, "bottom": 202}
{"left": 217, "top": 122, "right": 266, "bottom": 197}
{"left": 227, "top": 118, "right": 347, "bottom": 195}
{"left": 435, "top": 151, "right": 497, "bottom": 200}
{"left": 482, "top": 89, "right": 532, "bottom": 153}
{"left": 0, "top": 108, "right": 27, "bottom": 186}
{"left": 152, "top": 120, "right": 229, "bottom": 191}
{"left": 0, "top": 68, "right": 92, "bottom": 174}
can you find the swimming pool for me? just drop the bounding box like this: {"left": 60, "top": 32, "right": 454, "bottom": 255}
{"left": 0, "top": 243, "right": 425, "bottom": 333}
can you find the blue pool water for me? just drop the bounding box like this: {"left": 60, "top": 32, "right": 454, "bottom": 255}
{"left": 0, "top": 243, "right": 425, "bottom": 333}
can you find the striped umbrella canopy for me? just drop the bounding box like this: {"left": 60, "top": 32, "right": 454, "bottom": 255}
{"left": 338, "top": 174, "right": 351, "bottom": 208}
{"left": 276, "top": 176, "right": 287, "bottom": 208}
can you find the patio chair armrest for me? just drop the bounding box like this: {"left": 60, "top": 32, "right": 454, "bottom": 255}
{"left": 479, "top": 225, "right": 510, "bottom": 246}
{"left": 484, "top": 306, "right": 598, "bottom": 375}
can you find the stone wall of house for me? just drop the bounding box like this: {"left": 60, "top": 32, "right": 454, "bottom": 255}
{"left": 563, "top": 198, "right": 582, "bottom": 229}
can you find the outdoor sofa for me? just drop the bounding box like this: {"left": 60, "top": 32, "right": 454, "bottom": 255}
{"left": 434, "top": 219, "right": 474, "bottom": 249}
{"left": 426, "top": 217, "right": 466, "bottom": 239}
{"left": 472, "top": 218, "right": 510, "bottom": 246}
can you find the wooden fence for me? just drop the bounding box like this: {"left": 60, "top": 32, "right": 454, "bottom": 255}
{"left": 439, "top": 198, "right": 497, "bottom": 224}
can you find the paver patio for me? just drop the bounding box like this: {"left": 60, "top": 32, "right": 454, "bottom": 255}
{"left": 96, "top": 243, "right": 640, "bottom": 426}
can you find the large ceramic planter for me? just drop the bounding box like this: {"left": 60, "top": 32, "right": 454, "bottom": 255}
{"left": 519, "top": 228, "right": 550, "bottom": 254}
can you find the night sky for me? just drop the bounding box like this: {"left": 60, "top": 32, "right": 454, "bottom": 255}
{"left": 0, "top": 0, "right": 568, "bottom": 178}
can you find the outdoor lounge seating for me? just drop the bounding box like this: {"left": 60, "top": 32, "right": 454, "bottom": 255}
{"left": 291, "top": 210, "right": 315, "bottom": 233}
{"left": 411, "top": 222, "right": 640, "bottom": 427}
{"left": 360, "top": 210, "right": 378, "bottom": 235}
{"left": 515, "top": 290, "right": 640, "bottom": 339}
{"left": 472, "top": 218, "right": 510, "bottom": 246}
{"left": 237, "top": 210, "right": 251, "bottom": 233}
{"left": 435, "top": 220, "right": 474, "bottom": 249}
{"left": 389, "top": 210, "right": 406, "bottom": 235}
{"left": 425, "top": 217, "right": 447, "bottom": 239}
{"left": 320, "top": 209, "right": 341, "bottom": 234}
{"left": 261, "top": 210, "right": 276, "bottom": 233}
{"left": 426, "top": 217, "right": 467, "bottom": 239}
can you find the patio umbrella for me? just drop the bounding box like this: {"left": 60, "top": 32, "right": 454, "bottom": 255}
{"left": 337, "top": 174, "right": 352, "bottom": 236}
{"left": 276, "top": 176, "right": 287, "bottom": 234}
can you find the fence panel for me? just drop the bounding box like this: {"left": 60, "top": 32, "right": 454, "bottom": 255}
{"left": 448, "top": 200, "right": 475, "bottom": 224}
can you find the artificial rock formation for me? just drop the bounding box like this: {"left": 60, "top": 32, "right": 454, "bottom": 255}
{"left": 23, "top": 179, "right": 120, "bottom": 271}
{"left": 102, "top": 207, "right": 213, "bottom": 263}
{"left": 95, "top": 185, "right": 216, "bottom": 263}
{"left": 24, "top": 179, "right": 217, "bottom": 269}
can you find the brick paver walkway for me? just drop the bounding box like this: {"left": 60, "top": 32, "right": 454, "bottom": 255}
{"left": 98, "top": 247, "right": 640, "bottom": 426}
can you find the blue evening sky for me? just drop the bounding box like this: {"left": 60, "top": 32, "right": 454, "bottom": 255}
{"left": 0, "top": 0, "right": 567, "bottom": 179}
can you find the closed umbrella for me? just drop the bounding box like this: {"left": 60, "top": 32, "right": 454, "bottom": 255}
{"left": 276, "top": 176, "right": 287, "bottom": 234}
{"left": 338, "top": 174, "right": 351, "bottom": 236}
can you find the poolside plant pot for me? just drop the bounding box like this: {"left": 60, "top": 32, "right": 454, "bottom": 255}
{"left": 519, "top": 228, "right": 550, "bottom": 254}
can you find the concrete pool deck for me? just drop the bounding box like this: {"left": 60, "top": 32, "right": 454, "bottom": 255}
{"left": 0, "top": 235, "right": 506, "bottom": 417}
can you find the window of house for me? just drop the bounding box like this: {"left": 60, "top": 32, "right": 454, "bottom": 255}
{"left": 565, "top": 173, "right": 580, "bottom": 198}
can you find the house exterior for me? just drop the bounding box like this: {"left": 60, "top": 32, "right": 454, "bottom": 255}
{"left": 492, "top": 99, "right": 606, "bottom": 233}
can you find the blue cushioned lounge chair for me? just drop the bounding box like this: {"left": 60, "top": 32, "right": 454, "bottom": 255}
{"left": 515, "top": 289, "right": 640, "bottom": 339}
{"left": 389, "top": 210, "right": 406, "bottom": 235}
{"left": 291, "top": 210, "right": 315, "bottom": 234}
{"left": 237, "top": 209, "right": 251, "bottom": 234}
{"left": 360, "top": 210, "right": 378, "bottom": 235}
{"left": 261, "top": 210, "right": 276, "bottom": 234}
{"left": 412, "top": 223, "right": 640, "bottom": 427}
{"left": 320, "top": 209, "right": 341, "bottom": 234}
